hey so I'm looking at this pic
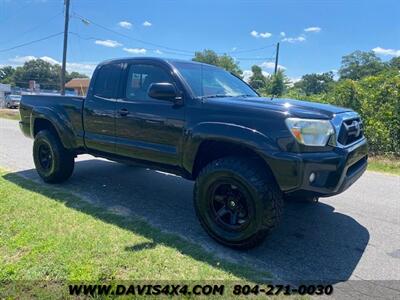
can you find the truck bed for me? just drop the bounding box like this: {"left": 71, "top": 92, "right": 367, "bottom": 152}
{"left": 19, "top": 94, "right": 85, "bottom": 150}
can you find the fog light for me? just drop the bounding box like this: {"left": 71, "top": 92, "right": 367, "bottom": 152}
{"left": 309, "top": 172, "right": 316, "bottom": 183}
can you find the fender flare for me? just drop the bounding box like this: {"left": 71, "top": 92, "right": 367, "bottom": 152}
{"left": 30, "top": 107, "right": 77, "bottom": 150}
{"left": 182, "top": 122, "right": 280, "bottom": 174}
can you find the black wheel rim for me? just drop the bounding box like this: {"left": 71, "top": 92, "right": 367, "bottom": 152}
{"left": 208, "top": 180, "right": 251, "bottom": 231}
{"left": 38, "top": 143, "right": 53, "bottom": 171}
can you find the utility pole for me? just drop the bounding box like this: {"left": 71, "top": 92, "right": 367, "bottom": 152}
{"left": 60, "top": 0, "right": 70, "bottom": 95}
{"left": 274, "top": 42, "right": 280, "bottom": 75}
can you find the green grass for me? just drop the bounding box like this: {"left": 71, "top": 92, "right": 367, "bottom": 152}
{"left": 368, "top": 156, "right": 400, "bottom": 176}
{"left": 0, "top": 109, "right": 20, "bottom": 120}
{"left": 0, "top": 169, "right": 298, "bottom": 298}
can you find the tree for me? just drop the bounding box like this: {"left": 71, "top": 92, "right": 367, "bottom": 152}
{"left": 13, "top": 59, "right": 55, "bottom": 89}
{"left": 294, "top": 71, "right": 334, "bottom": 95}
{"left": 218, "top": 54, "right": 243, "bottom": 77}
{"left": 339, "top": 51, "right": 384, "bottom": 80}
{"left": 268, "top": 69, "right": 289, "bottom": 96}
{"left": 0, "top": 66, "right": 15, "bottom": 85}
{"left": 9, "top": 59, "right": 88, "bottom": 90}
{"left": 249, "top": 65, "right": 267, "bottom": 90}
{"left": 388, "top": 56, "right": 400, "bottom": 70}
{"left": 67, "top": 71, "right": 88, "bottom": 82}
{"left": 193, "top": 49, "right": 243, "bottom": 77}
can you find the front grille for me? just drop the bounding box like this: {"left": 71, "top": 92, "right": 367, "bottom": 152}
{"left": 337, "top": 117, "right": 364, "bottom": 145}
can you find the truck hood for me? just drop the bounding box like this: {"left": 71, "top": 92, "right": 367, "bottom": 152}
{"left": 207, "top": 97, "right": 351, "bottom": 119}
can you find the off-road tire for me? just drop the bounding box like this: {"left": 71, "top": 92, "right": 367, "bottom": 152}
{"left": 284, "top": 195, "right": 319, "bottom": 203}
{"left": 33, "top": 130, "right": 75, "bottom": 183}
{"left": 194, "top": 156, "right": 283, "bottom": 249}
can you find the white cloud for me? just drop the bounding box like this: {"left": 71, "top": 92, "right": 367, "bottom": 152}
{"left": 372, "top": 46, "right": 400, "bottom": 57}
{"left": 282, "top": 36, "right": 306, "bottom": 43}
{"left": 118, "top": 21, "right": 132, "bottom": 29}
{"left": 95, "top": 39, "right": 122, "bottom": 48}
{"left": 154, "top": 49, "right": 163, "bottom": 55}
{"left": 304, "top": 26, "right": 321, "bottom": 33}
{"left": 123, "top": 47, "right": 147, "bottom": 54}
{"left": 250, "top": 30, "right": 272, "bottom": 38}
{"left": 260, "top": 61, "right": 286, "bottom": 70}
{"left": 280, "top": 32, "right": 286, "bottom": 37}
{"left": 40, "top": 56, "right": 59, "bottom": 65}
{"left": 142, "top": 21, "right": 152, "bottom": 27}
{"left": 10, "top": 55, "right": 60, "bottom": 65}
{"left": 242, "top": 69, "right": 270, "bottom": 83}
{"left": 66, "top": 62, "right": 97, "bottom": 76}
{"left": 250, "top": 30, "right": 258, "bottom": 37}
{"left": 259, "top": 32, "right": 272, "bottom": 38}
{"left": 287, "top": 77, "right": 301, "bottom": 87}
{"left": 8, "top": 55, "right": 96, "bottom": 76}
{"left": 9, "top": 55, "right": 36, "bottom": 63}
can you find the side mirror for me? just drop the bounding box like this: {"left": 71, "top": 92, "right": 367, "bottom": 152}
{"left": 148, "top": 83, "right": 180, "bottom": 102}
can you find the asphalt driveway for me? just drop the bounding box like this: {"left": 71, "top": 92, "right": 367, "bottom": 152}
{"left": 1, "top": 118, "right": 399, "bottom": 294}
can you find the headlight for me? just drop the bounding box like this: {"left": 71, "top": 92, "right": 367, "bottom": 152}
{"left": 285, "top": 118, "right": 334, "bottom": 146}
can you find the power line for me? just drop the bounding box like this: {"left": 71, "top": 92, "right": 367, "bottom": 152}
{"left": 229, "top": 44, "right": 276, "bottom": 54}
{"left": 0, "top": 11, "right": 63, "bottom": 44}
{"left": 71, "top": 11, "right": 277, "bottom": 58}
{"left": 0, "top": 0, "right": 35, "bottom": 25}
{"left": 69, "top": 32, "right": 275, "bottom": 62}
{"left": 71, "top": 12, "right": 195, "bottom": 55}
{"left": 0, "top": 32, "right": 64, "bottom": 53}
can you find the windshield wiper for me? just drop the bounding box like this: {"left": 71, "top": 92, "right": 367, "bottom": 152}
{"left": 197, "top": 94, "right": 229, "bottom": 99}
{"left": 234, "top": 94, "right": 255, "bottom": 98}
{"left": 197, "top": 94, "right": 256, "bottom": 100}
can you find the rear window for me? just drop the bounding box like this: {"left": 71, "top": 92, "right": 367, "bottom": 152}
{"left": 93, "top": 63, "right": 122, "bottom": 98}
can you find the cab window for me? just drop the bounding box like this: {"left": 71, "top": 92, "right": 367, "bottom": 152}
{"left": 93, "top": 63, "right": 122, "bottom": 98}
{"left": 125, "top": 64, "right": 173, "bottom": 101}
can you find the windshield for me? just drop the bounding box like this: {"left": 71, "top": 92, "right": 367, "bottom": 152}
{"left": 173, "top": 62, "right": 258, "bottom": 99}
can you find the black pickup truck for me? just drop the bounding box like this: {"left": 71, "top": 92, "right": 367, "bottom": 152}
{"left": 19, "top": 57, "right": 368, "bottom": 248}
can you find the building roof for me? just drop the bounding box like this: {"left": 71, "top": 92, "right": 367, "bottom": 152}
{"left": 65, "top": 78, "right": 90, "bottom": 88}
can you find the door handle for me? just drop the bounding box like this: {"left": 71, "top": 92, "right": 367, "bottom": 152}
{"left": 118, "top": 108, "right": 129, "bottom": 116}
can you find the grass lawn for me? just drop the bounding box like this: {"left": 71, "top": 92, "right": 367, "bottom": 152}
{"left": 0, "top": 109, "right": 20, "bottom": 120}
{"left": 368, "top": 156, "right": 400, "bottom": 176}
{"left": 1, "top": 169, "right": 303, "bottom": 298}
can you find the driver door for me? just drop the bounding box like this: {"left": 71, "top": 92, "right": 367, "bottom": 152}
{"left": 115, "top": 62, "right": 185, "bottom": 166}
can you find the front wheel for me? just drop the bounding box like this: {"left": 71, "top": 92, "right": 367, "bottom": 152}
{"left": 194, "top": 156, "right": 283, "bottom": 249}
{"left": 33, "top": 130, "right": 75, "bottom": 183}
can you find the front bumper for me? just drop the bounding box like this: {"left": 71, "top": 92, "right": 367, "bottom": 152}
{"left": 8, "top": 101, "right": 20, "bottom": 107}
{"left": 263, "top": 137, "right": 368, "bottom": 196}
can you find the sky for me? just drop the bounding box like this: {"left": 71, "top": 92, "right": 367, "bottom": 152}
{"left": 0, "top": 0, "right": 399, "bottom": 81}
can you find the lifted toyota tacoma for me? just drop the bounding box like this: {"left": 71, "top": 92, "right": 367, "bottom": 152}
{"left": 19, "top": 57, "right": 368, "bottom": 249}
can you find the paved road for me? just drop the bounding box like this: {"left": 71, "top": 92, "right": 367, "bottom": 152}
{"left": 1, "top": 118, "right": 399, "bottom": 288}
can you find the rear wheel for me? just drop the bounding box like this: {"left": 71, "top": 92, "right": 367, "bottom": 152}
{"left": 33, "top": 130, "right": 75, "bottom": 183}
{"left": 194, "top": 156, "right": 283, "bottom": 249}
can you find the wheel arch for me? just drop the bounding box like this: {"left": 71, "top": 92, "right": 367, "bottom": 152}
{"left": 30, "top": 108, "right": 77, "bottom": 150}
{"left": 183, "top": 122, "right": 280, "bottom": 181}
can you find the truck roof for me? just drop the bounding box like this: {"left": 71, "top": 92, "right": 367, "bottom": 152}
{"left": 97, "top": 57, "right": 215, "bottom": 68}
